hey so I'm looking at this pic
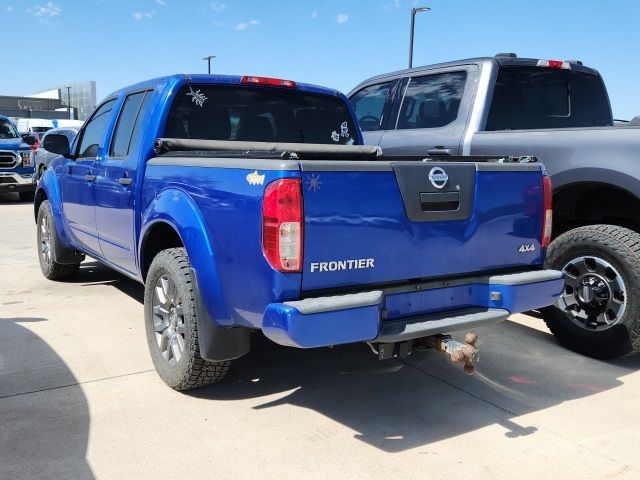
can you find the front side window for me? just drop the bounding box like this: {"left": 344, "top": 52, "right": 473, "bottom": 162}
{"left": 349, "top": 81, "right": 394, "bottom": 132}
{"left": 164, "top": 84, "right": 359, "bottom": 145}
{"left": 0, "top": 119, "right": 19, "bottom": 139}
{"left": 396, "top": 72, "right": 467, "bottom": 130}
{"left": 485, "top": 66, "right": 612, "bottom": 130}
{"left": 77, "top": 99, "right": 116, "bottom": 158}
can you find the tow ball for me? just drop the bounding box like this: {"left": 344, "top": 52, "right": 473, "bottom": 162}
{"left": 371, "top": 332, "right": 480, "bottom": 375}
{"left": 417, "top": 333, "right": 480, "bottom": 375}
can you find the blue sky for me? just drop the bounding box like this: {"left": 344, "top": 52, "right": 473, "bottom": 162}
{"left": 1, "top": 0, "right": 638, "bottom": 119}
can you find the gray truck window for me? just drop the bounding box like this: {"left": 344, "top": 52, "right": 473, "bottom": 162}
{"left": 349, "top": 81, "right": 394, "bottom": 131}
{"left": 0, "top": 119, "right": 19, "bottom": 139}
{"left": 110, "top": 91, "right": 152, "bottom": 158}
{"left": 77, "top": 99, "right": 116, "bottom": 158}
{"left": 164, "top": 84, "right": 359, "bottom": 145}
{"left": 396, "top": 72, "right": 467, "bottom": 130}
{"left": 485, "top": 66, "right": 612, "bottom": 130}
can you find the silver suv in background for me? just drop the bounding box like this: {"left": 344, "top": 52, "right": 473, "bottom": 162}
{"left": 350, "top": 54, "right": 640, "bottom": 359}
{"left": 34, "top": 127, "right": 79, "bottom": 180}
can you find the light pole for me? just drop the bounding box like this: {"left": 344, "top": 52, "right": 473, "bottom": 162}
{"left": 203, "top": 55, "right": 216, "bottom": 74}
{"left": 409, "top": 6, "right": 430, "bottom": 69}
{"left": 65, "top": 86, "right": 72, "bottom": 119}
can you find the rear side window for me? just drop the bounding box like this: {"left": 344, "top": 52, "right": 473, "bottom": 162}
{"left": 349, "top": 81, "right": 395, "bottom": 132}
{"left": 485, "top": 66, "right": 612, "bottom": 130}
{"left": 396, "top": 72, "right": 467, "bottom": 130}
{"left": 164, "top": 84, "right": 358, "bottom": 145}
{"left": 110, "top": 91, "right": 152, "bottom": 158}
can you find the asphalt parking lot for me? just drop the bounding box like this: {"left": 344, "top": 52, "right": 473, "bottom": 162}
{"left": 2, "top": 193, "right": 640, "bottom": 480}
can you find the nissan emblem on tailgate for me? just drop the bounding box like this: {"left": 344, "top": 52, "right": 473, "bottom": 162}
{"left": 429, "top": 167, "right": 448, "bottom": 189}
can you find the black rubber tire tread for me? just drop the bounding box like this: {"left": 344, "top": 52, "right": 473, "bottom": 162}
{"left": 37, "top": 200, "right": 80, "bottom": 280}
{"left": 144, "top": 247, "right": 231, "bottom": 390}
{"left": 542, "top": 224, "right": 640, "bottom": 358}
{"left": 19, "top": 191, "right": 35, "bottom": 202}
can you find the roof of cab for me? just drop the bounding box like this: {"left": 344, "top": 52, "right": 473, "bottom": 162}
{"left": 350, "top": 56, "right": 601, "bottom": 94}
{"left": 106, "top": 74, "right": 343, "bottom": 100}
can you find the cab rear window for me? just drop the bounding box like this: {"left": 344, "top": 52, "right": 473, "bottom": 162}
{"left": 485, "top": 66, "right": 612, "bottom": 130}
{"left": 164, "top": 84, "right": 358, "bottom": 145}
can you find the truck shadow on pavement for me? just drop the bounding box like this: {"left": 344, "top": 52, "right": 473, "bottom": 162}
{"left": 75, "top": 261, "right": 640, "bottom": 454}
{"left": 0, "top": 317, "right": 94, "bottom": 479}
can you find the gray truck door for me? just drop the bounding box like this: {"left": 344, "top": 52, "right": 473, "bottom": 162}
{"left": 376, "top": 66, "right": 478, "bottom": 156}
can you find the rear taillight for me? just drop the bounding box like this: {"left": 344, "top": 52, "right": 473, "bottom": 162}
{"left": 241, "top": 76, "right": 297, "bottom": 88}
{"left": 542, "top": 176, "right": 553, "bottom": 248}
{"left": 262, "top": 178, "right": 303, "bottom": 272}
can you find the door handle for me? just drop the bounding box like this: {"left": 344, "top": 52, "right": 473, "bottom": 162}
{"left": 85, "top": 174, "right": 96, "bottom": 182}
{"left": 427, "top": 148, "right": 452, "bottom": 156}
{"left": 118, "top": 177, "right": 133, "bottom": 186}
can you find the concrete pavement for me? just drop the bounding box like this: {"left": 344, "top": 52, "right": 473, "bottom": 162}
{"left": 1, "top": 192, "right": 640, "bottom": 480}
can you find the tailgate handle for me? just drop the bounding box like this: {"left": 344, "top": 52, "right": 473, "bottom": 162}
{"left": 420, "top": 192, "right": 460, "bottom": 212}
{"left": 427, "top": 147, "right": 452, "bottom": 156}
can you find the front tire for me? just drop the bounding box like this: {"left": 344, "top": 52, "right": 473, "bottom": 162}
{"left": 144, "top": 248, "right": 231, "bottom": 390}
{"left": 37, "top": 200, "right": 80, "bottom": 280}
{"left": 541, "top": 225, "right": 640, "bottom": 358}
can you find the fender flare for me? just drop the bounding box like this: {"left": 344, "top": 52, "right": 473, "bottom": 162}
{"left": 139, "top": 188, "right": 230, "bottom": 323}
{"left": 139, "top": 188, "right": 250, "bottom": 361}
{"left": 551, "top": 167, "right": 640, "bottom": 200}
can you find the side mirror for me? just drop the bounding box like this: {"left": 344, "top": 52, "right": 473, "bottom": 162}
{"left": 21, "top": 134, "right": 37, "bottom": 146}
{"left": 43, "top": 134, "right": 71, "bottom": 157}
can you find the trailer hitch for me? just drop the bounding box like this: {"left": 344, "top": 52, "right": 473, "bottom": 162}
{"left": 416, "top": 332, "right": 480, "bottom": 375}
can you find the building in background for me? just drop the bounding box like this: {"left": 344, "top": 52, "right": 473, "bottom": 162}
{"left": 33, "top": 81, "right": 97, "bottom": 121}
{"left": 0, "top": 80, "right": 97, "bottom": 122}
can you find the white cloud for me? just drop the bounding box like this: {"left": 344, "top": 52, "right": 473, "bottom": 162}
{"left": 309, "top": 10, "right": 318, "bottom": 18}
{"left": 156, "top": 0, "right": 167, "bottom": 5}
{"left": 5, "top": 6, "right": 13, "bottom": 13}
{"left": 133, "top": 10, "right": 155, "bottom": 20}
{"left": 383, "top": 0, "right": 402, "bottom": 10}
{"left": 27, "top": 1, "right": 61, "bottom": 18}
{"left": 210, "top": 2, "right": 226, "bottom": 12}
{"left": 236, "top": 19, "right": 260, "bottom": 30}
{"left": 336, "top": 13, "right": 349, "bottom": 23}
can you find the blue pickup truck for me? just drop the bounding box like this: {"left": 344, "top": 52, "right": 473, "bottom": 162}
{"left": 0, "top": 115, "right": 38, "bottom": 201}
{"left": 35, "top": 74, "right": 563, "bottom": 390}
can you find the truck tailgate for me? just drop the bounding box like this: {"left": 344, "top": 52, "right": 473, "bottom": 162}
{"left": 300, "top": 160, "right": 545, "bottom": 291}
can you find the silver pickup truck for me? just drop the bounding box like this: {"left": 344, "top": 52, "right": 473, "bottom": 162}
{"left": 349, "top": 54, "right": 640, "bottom": 359}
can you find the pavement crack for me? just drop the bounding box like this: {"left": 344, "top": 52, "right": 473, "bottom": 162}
{"left": 0, "top": 369, "right": 155, "bottom": 401}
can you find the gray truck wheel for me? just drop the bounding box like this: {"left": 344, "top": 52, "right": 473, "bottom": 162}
{"left": 144, "top": 248, "right": 231, "bottom": 390}
{"left": 37, "top": 200, "right": 80, "bottom": 280}
{"left": 541, "top": 225, "right": 640, "bottom": 358}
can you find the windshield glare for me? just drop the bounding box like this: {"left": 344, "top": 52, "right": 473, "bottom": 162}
{"left": 0, "top": 119, "right": 19, "bottom": 139}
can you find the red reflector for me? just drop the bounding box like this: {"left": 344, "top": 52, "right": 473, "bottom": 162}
{"left": 547, "top": 60, "right": 564, "bottom": 68}
{"left": 262, "top": 178, "right": 303, "bottom": 272}
{"left": 541, "top": 176, "right": 553, "bottom": 248}
{"left": 241, "top": 76, "right": 297, "bottom": 88}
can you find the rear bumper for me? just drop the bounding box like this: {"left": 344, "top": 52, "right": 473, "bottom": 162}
{"left": 262, "top": 270, "right": 563, "bottom": 348}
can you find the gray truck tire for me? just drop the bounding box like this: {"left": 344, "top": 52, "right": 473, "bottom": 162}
{"left": 541, "top": 225, "right": 640, "bottom": 358}
{"left": 37, "top": 200, "right": 80, "bottom": 280}
{"left": 144, "top": 248, "right": 231, "bottom": 390}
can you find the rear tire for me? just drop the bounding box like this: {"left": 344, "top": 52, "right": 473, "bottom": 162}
{"left": 19, "top": 191, "right": 35, "bottom": 202}
{"left": 541, "top": 225, "right": 640, "bottom": 358}
{"left": 37, "top": 200, "right": 80, "bottom": 280}
{"left": 144, "top": 247, "right": 231, "bottom": 390}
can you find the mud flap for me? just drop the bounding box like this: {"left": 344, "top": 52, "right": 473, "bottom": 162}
{"left": 189, "top": 268, "right": 251, "bottom": 362}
